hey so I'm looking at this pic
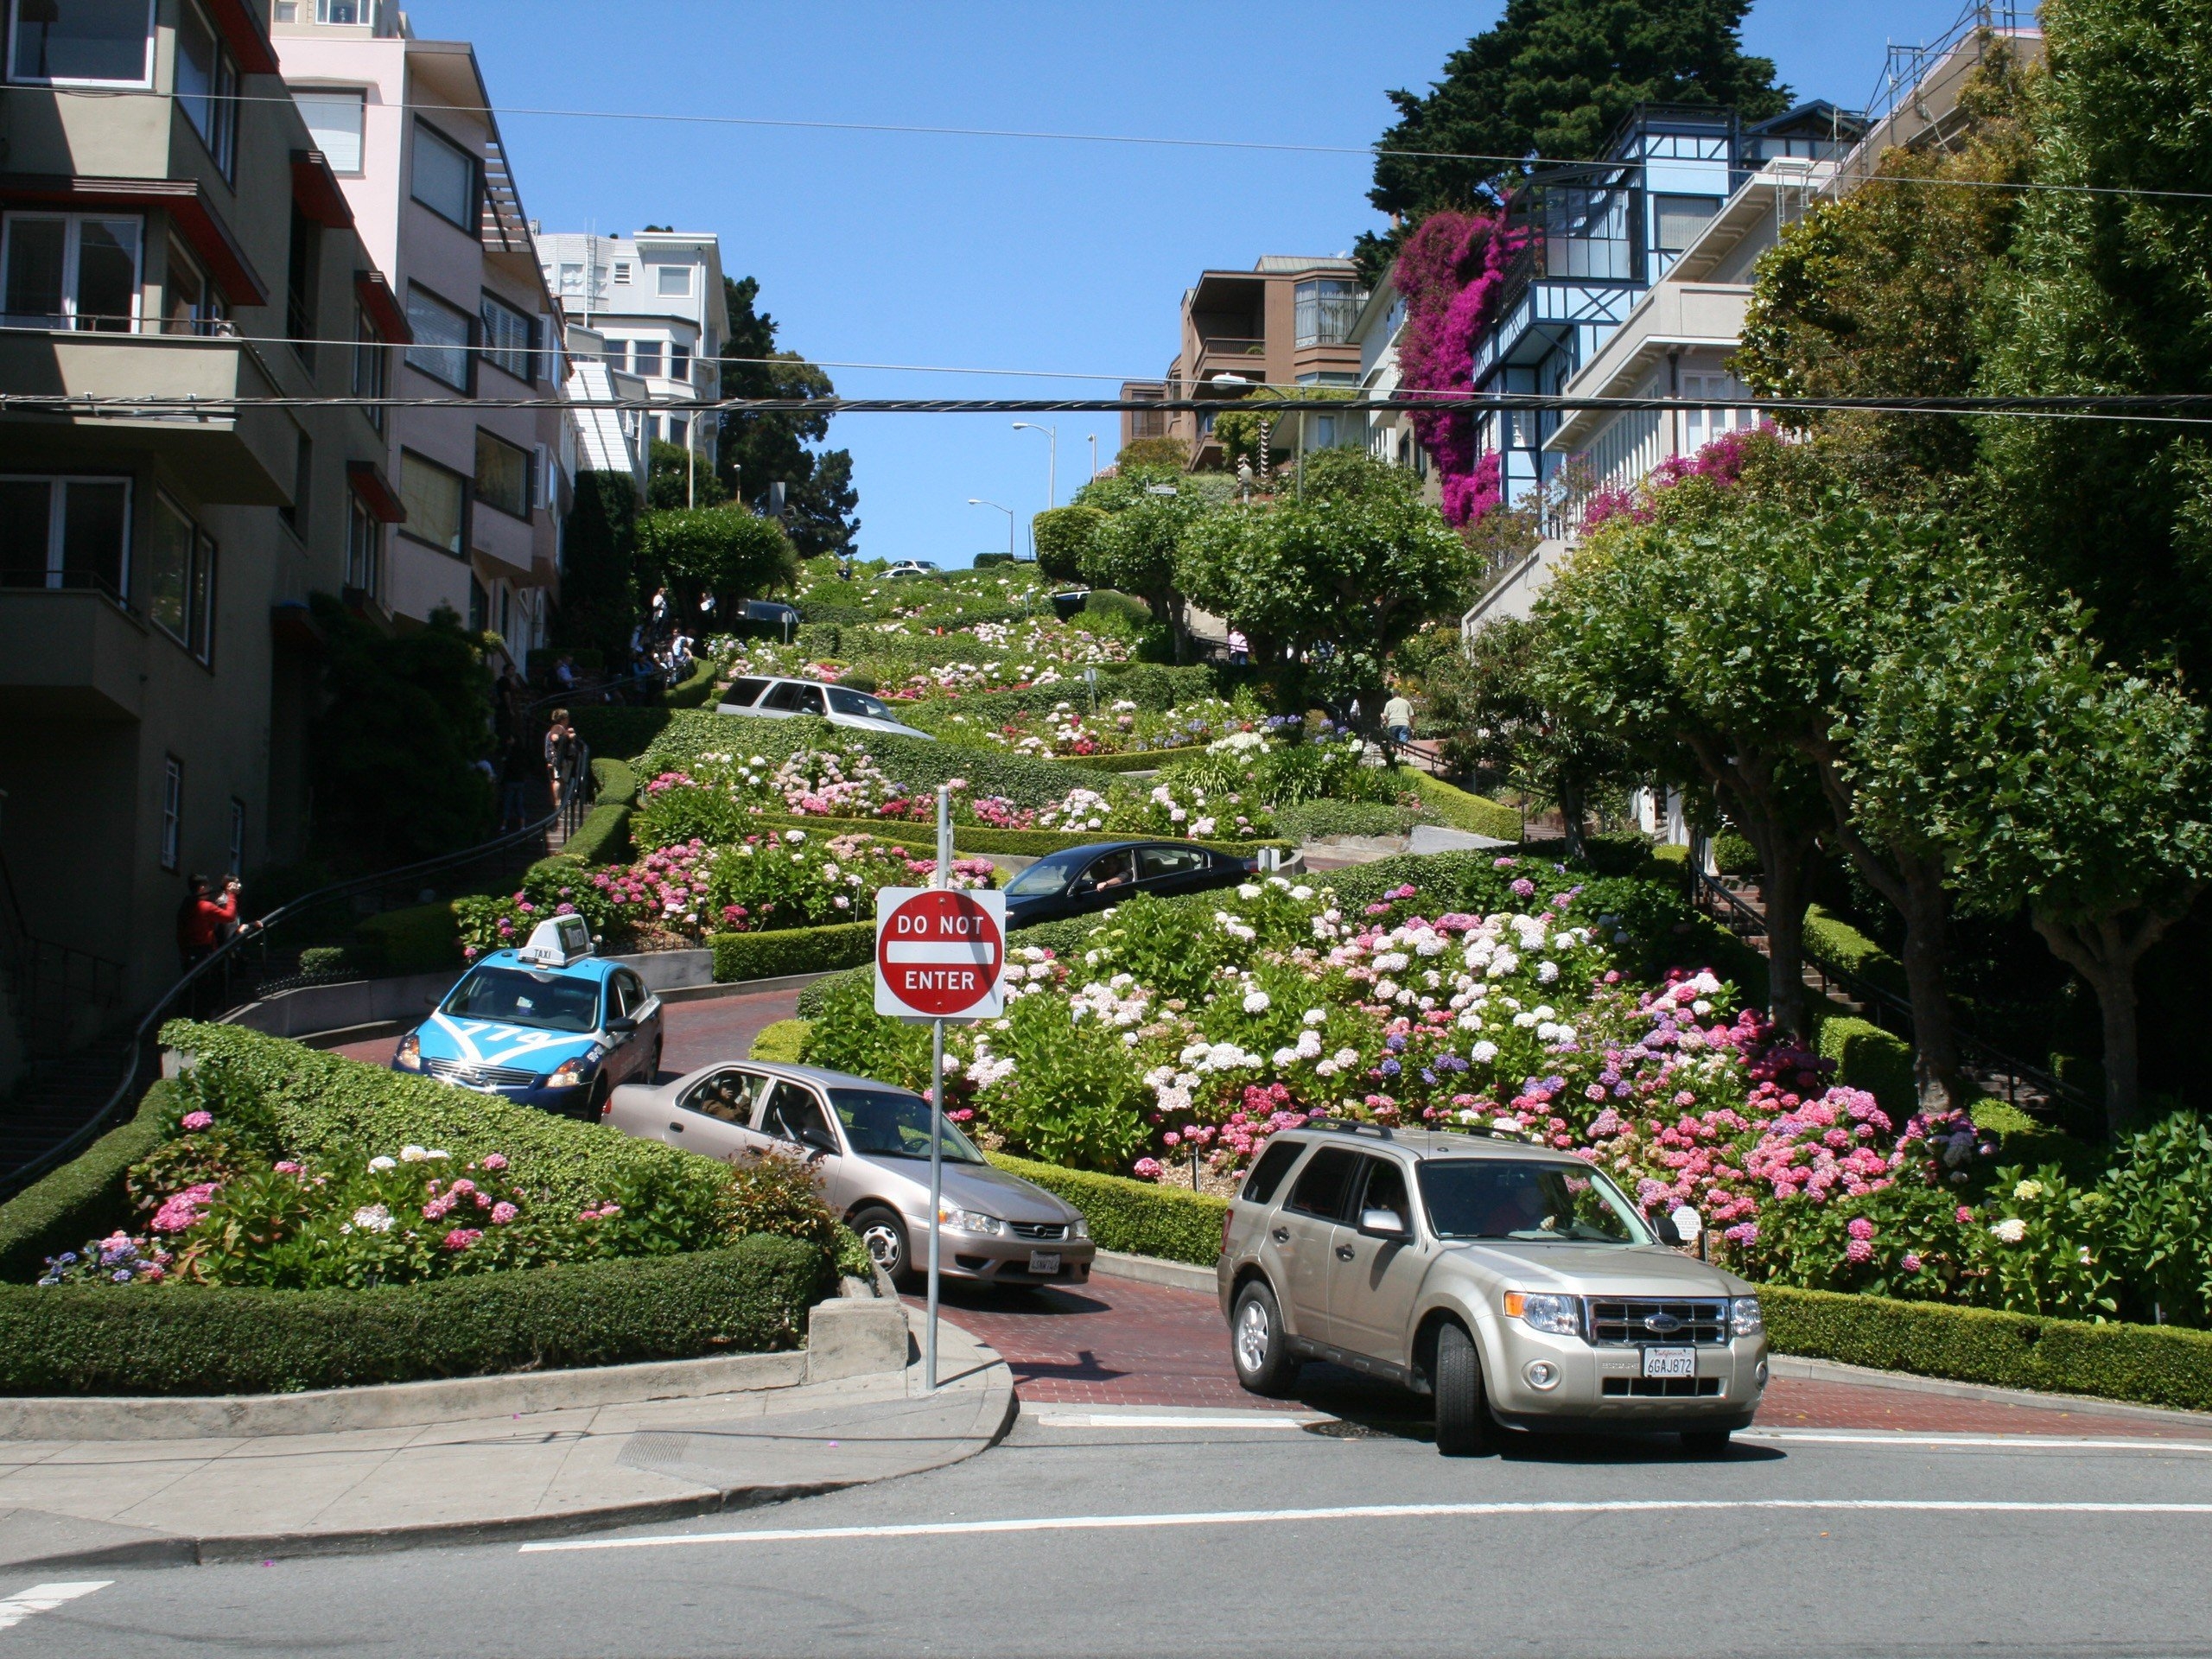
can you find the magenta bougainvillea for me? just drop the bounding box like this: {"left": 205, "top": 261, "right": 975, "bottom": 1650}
{"left": 1582, "top": 423, "right": 1781, "bottom": 530}
{"left": 1393, "top": 209, "right": 1527, "bottom": 527}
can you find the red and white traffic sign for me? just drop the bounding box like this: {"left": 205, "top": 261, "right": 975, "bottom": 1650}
{"left": 874, "top": 887, "right": 1006, "bottom": 1020}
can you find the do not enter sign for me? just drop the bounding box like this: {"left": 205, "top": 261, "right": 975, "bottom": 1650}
{"left": 874, "top": 887, "right": 1007, "bottom": 1020}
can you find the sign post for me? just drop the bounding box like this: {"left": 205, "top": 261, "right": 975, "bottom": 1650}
{"left": 874, "top": 787, "right": 1005, "bottom": 1392}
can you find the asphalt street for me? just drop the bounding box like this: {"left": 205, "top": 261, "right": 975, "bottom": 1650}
{"left": 8, "top": 1404, "right": 2210, "bottom": 1658}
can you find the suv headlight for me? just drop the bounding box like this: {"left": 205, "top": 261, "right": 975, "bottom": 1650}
{"left": 1730, "top": 1296, "right": 1764, "bottom": 1338}
{"left": 938, "top": 1205, "right": 1004, "bottom": 1236}
{"left": 394, "top": 1033, "right": 422, "bottom": 1071}
{"left": 1503, "top": 1291, "right": 1582, "bottom": 1337}
{"left": 1071, "top": 1217, "right": 1090, "bottom": 1240}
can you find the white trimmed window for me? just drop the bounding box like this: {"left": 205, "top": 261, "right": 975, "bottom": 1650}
{"left": 0, "top": 212, "right": 141, "bottom": 331}
{"left": 293, "top": 87, "right": 367, "bottom": 175}
{"left": 0, "top": 475, "right": 130, "bottom": 598}
{"left": 7, "top": 0, "right": 153, "bottom": 86}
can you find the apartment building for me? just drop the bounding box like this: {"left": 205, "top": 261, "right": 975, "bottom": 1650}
{"left": 272, "top": 0, "right": 567, "bottom": 661}
{"left": 0, "top": 0, "right": 398, "bottom": 1007}
{"left": 1122, "top": 256, "right": 1366, "bottom": 470}
{"left": 536, "top": 230, "right": 722, "bottom": 481}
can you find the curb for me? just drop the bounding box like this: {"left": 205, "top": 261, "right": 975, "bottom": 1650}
{"left": 1769, "top": 1353, "right": 2212, "bottom": 1429}
{"left": 1091, "top": 1249, "right": 1216, "bottom": 1295}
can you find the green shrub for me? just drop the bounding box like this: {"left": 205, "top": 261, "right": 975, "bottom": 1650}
{"left": 0, "top": 1084, "right": 174, "bottom": 1284}
{"left": 710, "top": 921, "right": 876, "bottom": 982}
{"left": 1817, "top": 1015, "right": 1916, "bottom": 1118}
{"left": 559, "top": 803, "right": 633, "bottom": 866}
{"left": 1083, "top": 590, "right": 1151, "bottom": 626}
{"left": 664, "top": 656, "right": 721, "bottom": 709}
{"left": 1762, "top": 1284, "right": 2212, "bottom": 1414}
{"left": 572, "top": 706, "right": 674, "bottom": 762}
{"left": 0, "top": 1236, "right": 830, "bottom": 1395}
{"left": 1274, "top": 800, "right": 1424, "bottom": 842}
{"left": 1058, "top": 746, "right": 1210, "bottom": 773}
{"left": 973, "top": 551, "right": 1015, "bottom": 568}
{"left": 594, "top": 756, "right": 639, "bottom": 807}
{"left": 1410, "top": 774, "right": 1522, "bottom": 842}
{"left": 1711, "top": 831, "right": 1761, "bottom": 876}
{"left": 750, "top": 1020, "right": 813, "bottom": 1063}
{"left": 1803, "top": 906, "right": 1910, "bottom": 999}
{"left": 643, "top": 710, "right": 1082, "bottom": 810}
{"left": 298, "top": 945, "right": 357, "bottom": 976}
{"left": 986, "top": 1152, "right": 1225, "bottom": 1266}
{"left": 353, "top": 901, "right": 461, "bottom": 974}
{"left": 161, "top": 1022, "right": 722, "bottom": 1217}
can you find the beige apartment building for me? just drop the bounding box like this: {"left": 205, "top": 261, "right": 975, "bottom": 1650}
{"left": 0, "top": 0, "right": 400, "bottom": 1014}
{"left": 1121, "top": 255, "right": 1364, "bottom": 469}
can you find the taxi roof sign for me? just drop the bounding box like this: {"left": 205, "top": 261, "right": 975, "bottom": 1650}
{"left": 517, "top": 915, "right": 594, "bottom": 968}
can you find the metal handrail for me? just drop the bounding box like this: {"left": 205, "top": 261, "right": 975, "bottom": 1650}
{"left": 0, "top": 755, "right": 588, "bottom": 1204}
{"left": 1687, "top": 861, "right": 2089, "bottom": 1113}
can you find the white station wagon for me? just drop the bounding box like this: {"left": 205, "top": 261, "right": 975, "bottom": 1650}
{"left": 716, "top": 676, "right": 935, "bottom": 741}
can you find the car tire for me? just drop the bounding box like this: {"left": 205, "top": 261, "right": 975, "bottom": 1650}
{"left": 1433, "top": 1322, "right": 1493, "bottom": 1457}
{"left": 852, "top": 1205, "right": 913, "bottom": 1287}
{"left": 1230, "top": 1281, "right": 1300, "bottom": 1397}
{"left": 583, "top": 1075, "right": 611, "bottom": 1124}
{"left": 1681, "top": 1427, "right": 1732, "bottom": 1454}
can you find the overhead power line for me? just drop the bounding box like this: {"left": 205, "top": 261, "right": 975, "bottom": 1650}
{"left": 46, "top": 83, "right": 2212, "bottom": 206}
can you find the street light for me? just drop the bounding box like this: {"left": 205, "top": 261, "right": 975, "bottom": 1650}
{"left": 967, "top": 498, "right": 1015, "bottom": 563}
{"left": 1012, "top": 421, "right": 1058, "bottom": 509}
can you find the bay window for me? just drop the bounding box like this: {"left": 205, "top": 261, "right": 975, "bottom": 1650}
{"left": 7, "top": 0, "right": 153, "bottom": 86}
{"left": 0, "top": 212, "right": 141, "bottom": 331}
{"left": 0, "top": 476, "right": 130, "bottom": 598}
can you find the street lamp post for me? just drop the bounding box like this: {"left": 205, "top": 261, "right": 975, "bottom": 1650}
{"left": 1088, "top": 433, "right": 1098, "bottom": 481}
{"left": 967, "top": 498, "right": 1015, "bottom": 563}
{"left": 1012, "top": 422, "right": 1058, "bottom": 510}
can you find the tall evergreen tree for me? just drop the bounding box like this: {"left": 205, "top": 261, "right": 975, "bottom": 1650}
{"left": 1361, "top": 0, "right": 1787, "bottom": 280}
{"left": 714, "top": 276, "right": 861, "bottom": 560}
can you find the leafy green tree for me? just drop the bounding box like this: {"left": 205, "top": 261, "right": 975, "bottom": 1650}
{"left": 1360, "top": 0, "right": 1787, "bottom": 280}
{"left": 637, "top": 506, "right": 798, "bottom": 622}
{"left": 1855, "top": 593, "right": 2212, "bottom": 1134}
{"left": 1176, "top": 450, "right": 1475, "bottom": 713}
{"left": 1030, "top": 505, "right": 1105, "bottom": 584}
{"left": 1733, "top": 42, "right": 2031, "bottom": 493}
{"left": 1115, "top": 436, "right": 1186, "bottom": 470}
{"left": 554, "top": 470, "right": 642, "bottom": 664}
{"left": 714, "top": 276, "right": 860, "bottom": 560}
{"left": 647, "top": 438, "right": 731, "bottom": 512}
{"left": 1069, "top": 467, "right": 1230, "bottom": 656}
{"left": 1975, "top": 0, "right": 2212, "bottom": 679}
{"left": 307, "top": 594, "right": 494, "bottom": 866}
{"left": 1420, "top": 616, "right": 1637, "bottom": 861}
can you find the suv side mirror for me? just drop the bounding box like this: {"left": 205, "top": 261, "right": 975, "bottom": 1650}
{"left": 1358, "top": 1207, "right": 1408, "bottom": 1241}
{"left": 604, "top": 1016, "right": 639, "bottom": 1035}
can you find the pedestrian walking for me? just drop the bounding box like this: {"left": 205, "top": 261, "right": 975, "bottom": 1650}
{"left": 175, "top": 874, "right": 239, "bottom": 1011}
{"left": 544, "top": 709, "right": 578, "bottom": 811}
{"left": 1382, "top": 685, "right": 1415, "bottom": 762}
{"left": 499, "top": 734, "right": 537, "bottom": 831}
{"left": 1227, "top": 627, "right": 1249, "bottom": 666}
{"left": 553, "top": 654, "right": 576, "bottom": 692}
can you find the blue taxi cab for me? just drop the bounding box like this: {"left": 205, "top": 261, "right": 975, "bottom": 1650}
{"left": 391, "top": 916, "right": 663, "bottom": 1118}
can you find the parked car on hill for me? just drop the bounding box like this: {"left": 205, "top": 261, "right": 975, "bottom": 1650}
{"left": 606, "top": 1059, "right": 1095, "bottom": 1287}
{"left": 1001, "top": 839, "right": 1257, "bottom": 929}
{"left": 716, "top": 675, "right": 936, "bottom": 741}
{"left": 884, "top": 561, "right": 941, "bottom": 580}
{"left": 391, "top": 917, "right": 662, "bottom": 1120}
{"left": 1218, "top": 1122, "right": 1767, "bottom": 1456}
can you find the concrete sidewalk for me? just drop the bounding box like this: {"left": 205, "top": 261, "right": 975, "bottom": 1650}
{"left": 0, "top": 1316, "right": 1012, "bottom": 1572}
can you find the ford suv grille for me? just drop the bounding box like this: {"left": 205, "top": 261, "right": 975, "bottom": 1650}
{"left": 1586, "top": 1298, "right": 1731, "bottom": 1345}
{"left": 424, "top": 1058, "right": 540, "bottom": 1089}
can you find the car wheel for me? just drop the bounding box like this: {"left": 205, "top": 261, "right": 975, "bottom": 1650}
{"left": 1230, "top": 1281, "right": 1300, "bottom": 1397}
{"left": 851, "top": 1205, "right": 912, "bottom": 1287}
{"left": 584, "top": 1075, "right": 611, "bottom": 1123}
{"left": 1433, "top": 1322, "right": 1493, "bottom": 1457}
{"left": 1681, "top": 1427, "right": 1732, "bottom": 1454}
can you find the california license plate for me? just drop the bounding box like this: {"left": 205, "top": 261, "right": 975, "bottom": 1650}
{"left": 1642, "top": 1346, "right": 1697, "bottom": 1379}
{"left": 1027, "top": 1251, "right": 1061, "bottom": 1274}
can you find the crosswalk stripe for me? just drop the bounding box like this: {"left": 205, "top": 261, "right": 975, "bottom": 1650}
{"left": 0, "top": 1582, "right": 111, "bottom": 1634}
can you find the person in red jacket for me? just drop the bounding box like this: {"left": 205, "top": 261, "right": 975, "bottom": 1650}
{"left": 175, "top": 874, "right": 238, "bottom": 975}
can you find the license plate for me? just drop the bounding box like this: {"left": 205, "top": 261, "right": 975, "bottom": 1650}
{"left": 1642, "top": 1346, "right": 1697, "bottom": 1378}
{"left": 1027, "top": 1251, "right": 1061, "bottom": 1274}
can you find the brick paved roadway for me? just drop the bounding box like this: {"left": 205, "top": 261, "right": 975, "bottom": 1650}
{"left": 921, "top": 1272, "right": 2211, "bottom": 1439}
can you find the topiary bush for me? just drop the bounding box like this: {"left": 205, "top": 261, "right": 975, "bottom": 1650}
{"left": 711, "top": 921, "right": 876, "bottom": 982}
{"left": 1410, "top": 774, "right": 1523, "bottom": 842}
{"left": 1712, "top": 830, "right": 1761, "bottom": 877}
{"left": 986, "top": 1151, "right": 1226, "bottom": 1266}
{"left": 1273, "top": 800, "right": 1426, "bottom": 842}
{"left": 1817, "top": 1015, "right": 1916, "bottom": 1119}
{"left": 749, "top": 1020, "right": 813, "bottom": 1063}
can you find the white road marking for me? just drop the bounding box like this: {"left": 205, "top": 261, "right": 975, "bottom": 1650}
{"left": 1033, "top": 1411, "right": 1326, "bottom": 1430}
{"left": 1747, "top": 1430, "right": 2212, "bottom": 1454}
{"left": 0, "top": 1582, "right": 111, "bottom": 1634}
{"left": 521, "top": 1498, "right": 2212, "bottom": 1554}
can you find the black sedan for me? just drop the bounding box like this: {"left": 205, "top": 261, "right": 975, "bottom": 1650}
{"left": 1001, "top": 840, "right": 1259, "bottom": 930}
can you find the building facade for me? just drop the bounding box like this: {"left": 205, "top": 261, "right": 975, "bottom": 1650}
{"left": 272, "top": 0, "right": 567, "bottom": 663}
{"left": 0, "top": 0, "right": 400, "bottom": 1009}
{"left": 536, "top": 231, "right": 722, "bottom": 486}
{"left": 1121, "top": 255, "right": 1366, "bottom": 470}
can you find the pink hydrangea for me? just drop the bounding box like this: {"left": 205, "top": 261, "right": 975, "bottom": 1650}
{"left": 490, "top": 1202, "right": 518, "bottom": 1225}
{"left": 442, "top": 1228, "right": 483, "bottom": 1251}
{"left": 180, "top": 1110, "right": 213, "bottom": 1132}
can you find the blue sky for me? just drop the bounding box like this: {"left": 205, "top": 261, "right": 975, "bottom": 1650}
{"left": 423, "top": 0, "right": 1989, "bottom": 568}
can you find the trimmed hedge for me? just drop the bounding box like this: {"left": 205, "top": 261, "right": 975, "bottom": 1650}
{"left": 664, "top": 657, "right": 722, "bottom": 709}
{"left": 750, "top": 1020, "right": 812, "bottom": 1063}
{"left": 743, "top": 811, "right": 1288, "bottom": 861}
{"left": 1411, "top": 774, "right": 1523, "bottom": 842}
{"left": 558, "top": 803, "right": 633, "bottom": 867}
{"left": 0, "top": 1236, "right": 830, "bottom": 1396}
{"left": 1803, "top": 905, "right": 1910, "bottom": 1000}
{"left": 354, "top": 901, "right": 461, "bottom": 974}
{"left": 987, "top": 1151, "right": 1226, "bottom": 1268}
{"left": 1763, "top": 1285, "right": 2212, "bottom": 1414}
{"left": 572, "top": 705, "right": 674, "bottom": 762}
{"left": 1057, "top": 746, "right": 1208, "bottom": 773}
{"left": 1818, "top": 1015, "right": 1916, "bottom": 1118}
{"left": 0, "top": 1084, "right": 174, "bottom": 1284}
{"left": 594, "top": 755, "right": 639, "bottom": 807}
{"left": 711, "top": 921, "right": 876, "bottom": 982}
{"left": 1274, "top": 799, "right": 1425, "bottom": 842}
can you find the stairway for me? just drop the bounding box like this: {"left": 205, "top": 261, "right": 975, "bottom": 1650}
{"left": 0, "top": 1035, "right": 136, "bottom": 1196}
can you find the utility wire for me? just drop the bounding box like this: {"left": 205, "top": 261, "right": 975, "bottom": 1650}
{"left": 48, "top": 81, "right": 2212, "bottom": 206}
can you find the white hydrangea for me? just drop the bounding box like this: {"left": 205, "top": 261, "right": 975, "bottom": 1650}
{"left": 1471, "top": 1040, "right": 1499, "bottom": 1064}
{"left": 1243, "top": 989, "right": 1271, "bottom": 1014}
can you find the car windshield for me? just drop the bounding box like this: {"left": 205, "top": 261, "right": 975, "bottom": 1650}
{"left": 1005, "top": 858, "right": 1078, "bottom": 898}
{"left": 828, "top": 1089, "right": 986, "bottom": 1164}
{"left": 440, "top": 966, "right": 602, "bottom": 1033}
{"left": 1417, "top": 1159, "right": 1652, "bottom": 1246}
{"left": 826, "top": 686, "right": 893, "bottom": 721}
